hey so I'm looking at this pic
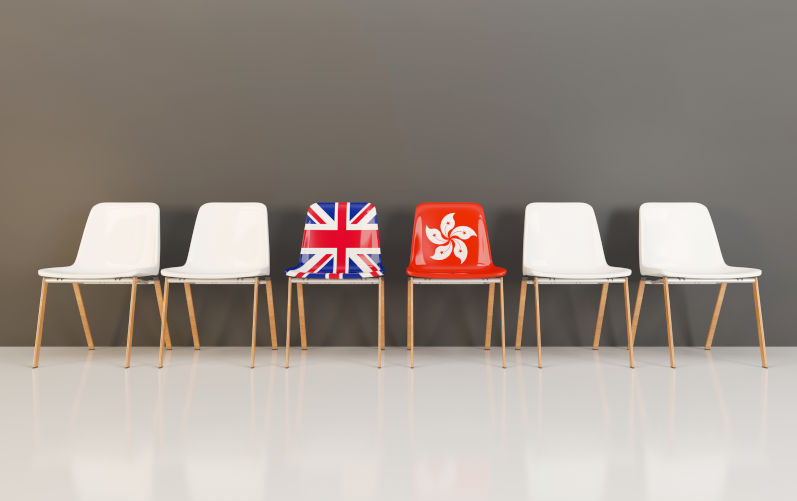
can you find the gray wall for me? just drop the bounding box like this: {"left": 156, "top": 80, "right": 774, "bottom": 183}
{"left": 2, "top": 0, "right": 795, "bottom": 348}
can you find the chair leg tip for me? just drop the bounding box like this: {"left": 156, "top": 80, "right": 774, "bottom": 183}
{"left": 592, "top": 346, "right": 599, "bottom": 350}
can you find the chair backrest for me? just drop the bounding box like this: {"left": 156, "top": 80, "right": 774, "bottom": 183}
{"left": 522, "top": 203, "right": 609, "bottom": 271}
{"left": 639, "top": 202, "right": 726, "bottom": 275}
{"left": 288, "top": 202, "right": 383, "bottom": 278}
{"left": 408, "top": 202, "right": 496, "bottom": 273}
{"left": 73, "top": 202, "right": 160, "bottom": 275}
{"left": 184, "top": 203, "right": 270, "bottom": 274}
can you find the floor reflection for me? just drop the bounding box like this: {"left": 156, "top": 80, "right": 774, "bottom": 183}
{"left": 6, "top": 346, "right": 793, "bottom": 500}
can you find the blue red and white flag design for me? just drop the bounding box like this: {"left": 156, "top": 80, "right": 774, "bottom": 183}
{"left": 286, "top": 202, "right": 384, "bottom": 279}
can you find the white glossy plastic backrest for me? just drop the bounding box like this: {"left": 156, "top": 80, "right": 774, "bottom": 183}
{"left": 639, "top": 203, "right": 725, "bottom": 273}
{"left": 522, "top": 203, "right": 609, "bottom": 270}
{"left": 184, "top": 203, "right": 269, "bottom": 272}
{"left": 73, "top": 203, "right": 160, "bottom": 273}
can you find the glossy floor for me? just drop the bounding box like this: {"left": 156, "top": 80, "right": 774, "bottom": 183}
{"left": 0, "top": 346, "right": 794, "bottom": 500}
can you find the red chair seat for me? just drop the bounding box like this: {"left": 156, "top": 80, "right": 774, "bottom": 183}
{"left": 406, "top": 264, "right": 506, "bottom": 279}
{"left": 406, "top": 203, "right": 505, "bottom": 279}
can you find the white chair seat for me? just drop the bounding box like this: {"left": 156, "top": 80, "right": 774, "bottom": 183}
{"left": 161, "top": 265, "right": 269, "bottom": 279}
{"left": 644, "top": 265, "right": 761, "bottom": 280}
{"left": 523, "top": 265, "right": 631, "bottom": 279}
{"left": 38, "top": 265, "right": 156, "bottom": 279}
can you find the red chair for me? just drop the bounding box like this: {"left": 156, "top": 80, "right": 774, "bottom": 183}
{"left": 406, "top": 203, "right": 507, "bottom": 367}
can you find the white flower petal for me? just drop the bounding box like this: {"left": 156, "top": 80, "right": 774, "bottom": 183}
{"left": 425, "top": 226, "right": 447, "bottom": 245}
{"left": 440, "top": 213, "right": 456, "bottom": 238}
{"left": 449, "top": 225, "right": 477, "bottom": 241}
{"left": 453, "top": 238, "right": 468, "bottom": 263}
{"left": 430, "top": 242, "right": 453, "bottom": 260}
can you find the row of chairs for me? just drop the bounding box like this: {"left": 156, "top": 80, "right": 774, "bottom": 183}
{"left": 32, "top": 202, "right": 767, "bottom": 370}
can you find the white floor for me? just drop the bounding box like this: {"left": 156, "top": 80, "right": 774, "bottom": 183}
{"left": 0, "top": 346, "right": 794, "bottom": 501}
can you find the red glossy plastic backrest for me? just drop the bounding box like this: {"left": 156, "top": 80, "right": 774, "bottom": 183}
{"left": 408, "top": 203, "right": 497, "bottom": 274}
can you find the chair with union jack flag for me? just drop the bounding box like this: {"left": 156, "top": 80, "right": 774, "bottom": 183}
{"left": 284, "top": 202, "right": 385, "bottom": 368}
{"left": 406, "top": 203, "right": 507, "bottom": 368}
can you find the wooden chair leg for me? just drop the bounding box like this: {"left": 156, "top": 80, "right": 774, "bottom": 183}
{"left": 753, "top": 278, "right": 768, "bottom": 368}
{"left": 380, "top": 277, "right": 387, "bottom": 351}
{"left": 72, "top": 283, "right": 95, "bottom": 350}
{"left": 407, "top": 279, "right": 412, "bottom": 350}
{"left": 154, "top": 279, "right": 172, "bottom": 350}
{"left": 623, "top": 278, "right": 635, "bottom": 368}
{"left": 250, "top": 278, "right": 259, "bottom": 368}
{"left": 592, "top": 283, "right": 609, "bottom": 350}
{"left": 534, "top": 277, "right": 542, "bottom": 368}
{"left": 158, "top": 279, "right": 170, "bottom": 368}
{"left": 32, "top": 278, "right": 48, "bottom": 368}
{"left": 285, "top": 278, "right": 293, "bottom": 368}
{"left": 266, "top": 279, "right": 277, "bottom": 350}
{"left": 409, "top": 278, "right": 414, "bottom": 368}
{"left": 704, "top": 283, "right": 727, "bottom": 350}
{"left": 376, "top": 278, "right": 384, "bottom": 369}
{"left": 124, "top": 277, "right": 138, "bottom": 368}
{"left": 662, "top": 277, "right": 675, "bottom": 368}
{"left": 515, "top": 279, "right": 527, "bottom": 349}
{"left": 630, "top": 280, "right": 646, "bottom": 346}
{"left": 297, "top": 283, "right": 307, "bottom": 350}
{"left": 184, "top": 283, "right": 200, "bottom": 350}
{"left": 483, "top": 282, "right": 495, "bottom": 349}
{"left": 499, "top": 278, "right": 506, "bottom": 368}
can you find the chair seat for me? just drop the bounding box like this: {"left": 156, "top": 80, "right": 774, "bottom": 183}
{"left": 38, "top": 266, "right": 157, "bottom": 279}
{"left": 522, "top": 265, "right": 631, "bottom": 280}
{"left": 285, "top": 269, "right": 384, "bottom": 279}
{"left": 161, "top": 265, "right": 269, "bottom": 279}
{"left": 406, "top": 265, "right": 507, "bottom": 279}
{"left": 643, "top": 265, "right": 761, "bottom": 280}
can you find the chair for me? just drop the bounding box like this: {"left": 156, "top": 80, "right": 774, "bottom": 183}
{"left": 33, "top": 202, "right": 170, "bottom": 368}
{"left": 515, "top": 203, "right": 635, "bottom": 368}
{"left": 632, "top": 202, "right": 767, "bottom": 368}
{"left": 158, "top": 203, "right": 277, "bottom": 368}
{"left": 406, "top": 202, "right": 507, "bottom": 368}
{"left": 284, "top": 202, "right": 385, "bottom": 368}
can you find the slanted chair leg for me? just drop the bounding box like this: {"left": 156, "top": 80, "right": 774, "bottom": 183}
{"left": 515, "top": 279, "right": 527, "bottom": 350}
{"left": 704, "top": 283, "right": 727, "bottom": 350}
{"left": 250, "top": 278, "right": 259, "bottom": 368}
{"left": 662, "top": 277, "right": 675, "bottom": 368}
{"left": 158, "top": 279, "right": 170, "bottom": 368}
{"left": 32, "top": 278, "right": 48, "bottom": 368}
{"left": 266, "top": 280, "right": 277, "bottom": 350}
{"left": 154, "top": 279, "right": 172, "bottom": 350}
{"left": 124, "top": 277, "right": 138, "bottom": 368}
{"left": 753, "top": 278, "right": 768, "bottom": 368}
{"left": 378, "top": 278, "right": 384, "bottom": 368}
{"left": 592, "top": 283, "right": 609, "bottom": 350}
{"left": 499, "top": 278, "right": 506, "bottom": 368}
{"left": 297, "top": 283, "right": 307, "bottom": 350}
{"left": 534, "top": 277, "right": 542, "bottom": 368}
{"left": 484, "top": 282, "right": 495, "bottom": 350}
{"left": 630, "top": 281, "right": 646, "bottom": 347}
{"left": 285, "top": 278, "right": 293, "bottom": 368}
{"left": 408, "top": 278, "right": 414, "bottom": 368}
{"left": 72, "top": 283, "right": 95, "bottom": 350}
{"left": 623, "top": 278, "right": 635, "bottom": 368}
{"left": 184, "top": 283, "right": 200, "bottom": 350}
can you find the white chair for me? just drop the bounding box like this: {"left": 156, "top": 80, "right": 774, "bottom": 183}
{"left": 33, "top": 202, "right": 170, "bottom": 368}
{"left": 158, "top": 203, "right": 277, "bottom": 368}
{"left": 515, "top": 203, "right": 635, "bottom": 368}
{"left": 632, "top": 202, "right": 767, "bottom": 368}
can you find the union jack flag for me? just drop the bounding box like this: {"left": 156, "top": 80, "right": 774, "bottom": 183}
{"left": 286, "top": 202, "right": 384, "bottom": 279}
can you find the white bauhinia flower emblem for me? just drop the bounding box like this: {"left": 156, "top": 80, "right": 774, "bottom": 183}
{"left": 425, "top": 212, "right": 477, "bottom": 263}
